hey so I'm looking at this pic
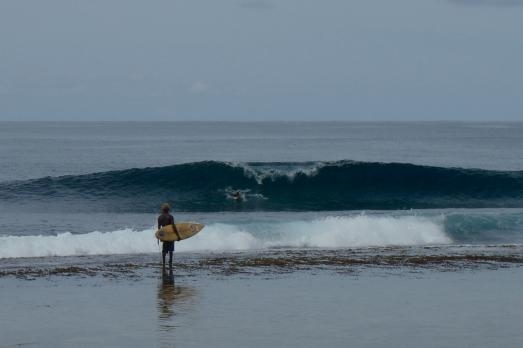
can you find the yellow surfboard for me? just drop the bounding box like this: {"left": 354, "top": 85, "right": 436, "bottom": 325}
{"left": 155, "top": 222, "right": 204, "bottom": 242}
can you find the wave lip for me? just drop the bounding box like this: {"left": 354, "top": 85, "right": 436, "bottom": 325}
{"left": 0, "top": 215, "right": 451, "bottom": 259}
{"left": 1, "top": 160, "right": 522, "bottom": 212}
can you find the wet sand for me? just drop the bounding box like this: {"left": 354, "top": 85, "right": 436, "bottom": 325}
{"left": 1, "top": 252, "right": 523, "bottom": 348}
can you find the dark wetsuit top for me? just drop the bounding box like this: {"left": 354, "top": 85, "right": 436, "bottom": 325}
{"left": 158, "top": 213, "right": 175, "bottom": 252}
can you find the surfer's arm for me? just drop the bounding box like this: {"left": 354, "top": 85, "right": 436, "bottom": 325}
{"left": 173, "top": 225, "right": 181, "bottom": 240}
{"left": 170, "top": 215, "right": 182, "bottom": 241}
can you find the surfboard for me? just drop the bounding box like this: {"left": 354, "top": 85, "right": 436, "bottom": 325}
{"left": 155, "top": 222, "right": 204, "bottom": 242}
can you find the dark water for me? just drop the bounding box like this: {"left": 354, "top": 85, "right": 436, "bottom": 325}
{"left": 1, "top": 160, "right": 522, "bottom": 212}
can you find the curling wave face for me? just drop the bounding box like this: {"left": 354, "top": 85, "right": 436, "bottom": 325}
{"left": 0, "top": 160, "right": 522, "bottom": 212}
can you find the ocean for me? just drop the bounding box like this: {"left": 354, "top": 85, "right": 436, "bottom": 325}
{"left": 1, "top": 121, "right": 522, "bottom": 256}
{"left": 1, "top": 121, "right": 523, "bottom": 347}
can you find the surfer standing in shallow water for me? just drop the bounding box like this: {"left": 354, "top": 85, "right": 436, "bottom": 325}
{"left": 158, "top": 203, "right": 177, "bottom": 270}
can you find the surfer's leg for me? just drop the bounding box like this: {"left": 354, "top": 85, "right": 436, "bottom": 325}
{"left": 162, "top": 250, "right": 167, "bottom": 269}
{"left": 163, "top": 241, "right": 174, "bottom": 269}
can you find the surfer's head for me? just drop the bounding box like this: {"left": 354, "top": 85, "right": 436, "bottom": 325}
{"left": 161, "top": 203, "right": 171, "bottom": 213}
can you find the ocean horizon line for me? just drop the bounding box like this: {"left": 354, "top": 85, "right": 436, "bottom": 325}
{"left": 1, "top": 120, "right": 522, "bottom": 124}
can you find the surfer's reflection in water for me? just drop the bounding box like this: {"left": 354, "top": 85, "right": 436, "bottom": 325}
{"left": 156, "top": 269, "right": 198, "bottom": 342}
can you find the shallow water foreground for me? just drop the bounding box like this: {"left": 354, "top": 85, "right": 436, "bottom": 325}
{"left": 1, "top": 265, "right": 523, "bottom": 348}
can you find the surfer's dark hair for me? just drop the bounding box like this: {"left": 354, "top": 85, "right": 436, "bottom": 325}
{"left": 161, "top": 203, "right": 170, "bottom": 212}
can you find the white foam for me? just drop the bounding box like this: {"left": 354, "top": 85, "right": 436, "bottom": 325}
{"left": 0, "top": 229, "right": 159, "bottom": 259}
{"left": 0, "top": 215, "right": 451, "bottom": 259}
{"left": 180, "top": 215, "right": 451, "bottom": 251}
{"left": 234, "top": 162, "right": 325, "bottom": 185}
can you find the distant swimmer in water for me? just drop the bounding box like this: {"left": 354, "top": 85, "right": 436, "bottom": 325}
{"left": 228, "top": 190, "right": 245, "bottom": 202}
{"left": 231, "top": 191, "right": 243, "bottom": 201}
{"left": 158, "top": 203, "right": 177, "bottom": 270}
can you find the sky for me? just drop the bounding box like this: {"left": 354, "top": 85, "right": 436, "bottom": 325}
{"left": 0, "top": 0, "right": 522, "bottom": 121}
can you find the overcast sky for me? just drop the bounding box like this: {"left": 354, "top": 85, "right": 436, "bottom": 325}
{"left": 1, "top": 0, "right": 522, "bottom": 121}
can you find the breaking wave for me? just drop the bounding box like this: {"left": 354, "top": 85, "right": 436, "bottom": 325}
{"left": 0, "top": 160, "right": 522, "bottom": 212}
{"left": 0, "top": 215, "right": 450, "bottom": 259}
